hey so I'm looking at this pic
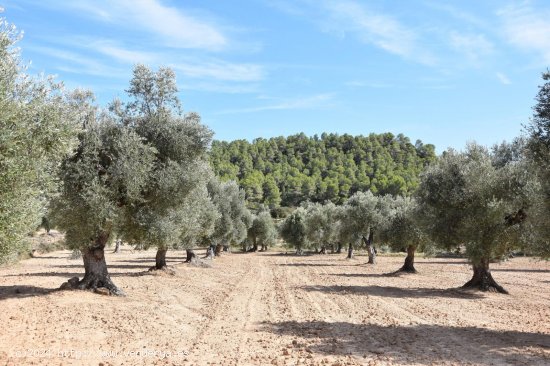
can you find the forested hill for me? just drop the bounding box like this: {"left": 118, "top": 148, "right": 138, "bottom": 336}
{"left": 209, "top": 132, "right": 436, "bottom": 207}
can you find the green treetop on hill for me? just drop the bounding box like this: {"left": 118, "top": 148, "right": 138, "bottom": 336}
{"left": 209, "top": 132, "right": 436, "bottom": 207}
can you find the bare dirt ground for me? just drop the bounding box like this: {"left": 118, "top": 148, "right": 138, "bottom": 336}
{"left": 0, "top": 249, "right": 548, "bottom": 366}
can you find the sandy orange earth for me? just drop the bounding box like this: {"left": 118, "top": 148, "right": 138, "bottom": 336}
{"left": 0, "top": 249, "right": 548, "bottom": 366}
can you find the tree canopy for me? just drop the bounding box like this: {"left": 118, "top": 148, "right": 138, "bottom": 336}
{"left": 0, "top": 19, "right": 80, "bottom": 263}
{"left": 207, "top": 178, "right": 253, "bottom": 247}
{"left": 526, "top": 70, "right": 550, "bottom": 258}
{"left": 110, "top": 65, "right": 214, "bottom": 269}
{"left": 280, "top": 207, "right": 308, "bottom": 253}
{"left": 210, "top": 133, "right": 436, "bottom": 207}
{"left": 416, "top": 143, "right": 535, "bottom": 293}
{"left": 247, "top": 210, "right": 277, "bottom": 252}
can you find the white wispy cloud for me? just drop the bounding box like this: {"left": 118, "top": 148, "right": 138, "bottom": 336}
{"left": 344, "top": 80, "right": 394, "bottom": 88}
{"left": 171, "top": 61, "right": 264, "bottom": 82}
{"left": 180, "top": 82, "right": 259, "bottom": 94}
{"left": 496, "top": 72, "right": 511, "bottom": 85}
{"left": 91, "top": 41, "right": 158, "bottom": 64}
{"left": 449, "top": 31, "right": 494, "bottom": 66}
{"left": 68, "top": 0, "right": 228, "bottom": 50}
{"left": 29, "top": 46, "right": 125, "bottom": 77}
{"left": 216, "top": 93, "right": 335, "bottom": 114}
{"left": 265, "top": 0, "right": 305, "bottom": 16}
{"left": 22, "top": 0, "right": 264, "bottom": 87}
{"left": 35, "top": 34, "right": 264, "bottom": 83}
{"left": 320, "top": 0, "right": 436, "bottom": 65}
{"left": 423, "top": 1, "right": 488, "bottom": 29}
{"left": 498, "top": 3, "right": 550, "bottom": 63}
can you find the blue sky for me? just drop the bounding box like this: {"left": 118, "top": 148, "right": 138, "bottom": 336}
{"left": 2, "top": 0, "right": 550, "bottom": 152}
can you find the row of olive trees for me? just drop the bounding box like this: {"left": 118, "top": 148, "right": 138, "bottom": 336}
{"left": 49, "top": 65, "right": 252, "bottom": 295}
{"left": 0, "top": 15, "right": 268, "bottom": 297}
{"left": 279, "top": 192, "right": 424, "bottom": 269}
{"left": 279, "top": 82, "right": 550, "bottom": 294}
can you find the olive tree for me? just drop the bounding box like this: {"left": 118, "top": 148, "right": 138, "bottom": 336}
{"left": 246, "top": 210, "right": 277, "bottom": 252}
{"left": 280, "top": 207, "right": 308, "bottom": 254}
{"left": 379, "top": 196, "right": 429, "bottom": 273}
{"left": 526, "top": 70, "right": 550, "bottom": 257}
{"left": 341, "top": 191, "right": 391, "bottom": 263}
{"left": 208, "top": 178, "right": 253, "bottom": 253}
{"left": 304, "top": 202, "right": 341, "bottom": 254}
{"left": 111, "top": 65, "right": 214, "bottom": 270}
{"left": 0, "top": 18, "right": 80, "bottom": 263}
{"left": 51, "top": 116, "right": 156, "bottom": 295}
{"left": 179, "top": 183, "right": 219, "bottom": 261}
{"left": 417, "top": 143, "right": 532, "bottom": 293}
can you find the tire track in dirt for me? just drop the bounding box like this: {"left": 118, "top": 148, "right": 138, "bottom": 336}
{"left": 184, "top": 254, "right": 278, "bottom": 365}
{"left": 185, "top": 258, "right": 255, "bottom": 364}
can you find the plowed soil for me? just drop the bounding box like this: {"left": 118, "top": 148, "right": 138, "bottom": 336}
{"left": 0, "top": 249, "right": 549, "bottom": 365}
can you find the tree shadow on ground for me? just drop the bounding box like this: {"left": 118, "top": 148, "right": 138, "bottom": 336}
{"left": 4, "top": 269, "right": 150, "bottom": 278}
{"left": 0, "top": 285, "right": 57, "bottom": 300}
{"left": 260, "top": 320, "right": 550, "bottom": 365}
{"left": 301, "top": 284, "right": 484, "bottom": 299}
{"left": 109, "top": 258, "right": 187, "bottom": 264}
{"left": 230, "top": 251, "right": 261, "bottom": 255}
{"left": 4, "top": 271, "right": 82, "bottom": 278}
{"left": 415, "top": 260, "right": 470, "bottom": 265}
{"left": 329, "top": 273, "right": 400, "bottom": 278}
{"left": 279, "top": 263, "right": 358, "bottom": 267}
{"left": 54, "top": 264, "right": 152, "bottom": 270}
{"left": 262, "top": 252, "right": 318, "bottom": 257}
{"left": 492, "top": 268, "right": 550, "bottom": 273}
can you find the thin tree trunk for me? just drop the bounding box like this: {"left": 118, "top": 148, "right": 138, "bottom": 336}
{"left": 113, "top": 239, "right": 121, "bottom": 253}
{"left": 347, "top": 242, "right": 354, "bottom": 259}
{"left": 73, "top": 232, "right": 124, "bottom": 296}
{"left": 363, "top": 232, "right": 376, "bottom": 265}
{"left": 463, "top": 258, "right": 508, "bottom": 294}
{"left": 214, "top": 244, "right": 223, "bottom": 256}
{"left": 336, "top": 242, "right": 343, "bottom": 254}
{"left": 184, "top": 249, "right": 196, "bottom": 263}
{"left": 249, "top": 236, "right": 258, "bottom": 252}
{"left": 319, "top": 246, "right": 326, "bottom": 254}
{"left": 154, "top": 248, "right": 167, "bottom": 270}
{"left": 260, "top": 244, "right": 267, "bottom": 251}
{"left": 397, "top": 245, "right": 417, "bottom": 273}
{"left": 204, "top": 246, "right": 214, "bottom": 259}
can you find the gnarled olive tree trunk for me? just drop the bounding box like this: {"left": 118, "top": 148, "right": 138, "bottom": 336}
{"left": 73, "top": 232, "right": 124, "bottom": 296}
{"left": 153, "top": 248, "right": 168, "bottom": 270}
{"left": 204, "top": 246, "right": 214, "bottom": 259}
{"left": 185, "top": 249, "right": 196, "bottom": 263}
{"left": 398, "top": 245, "right": 417, "bottom": 273}
{"left": 363, "top": 232, "right": 376, "bottom": 264}
{"left": 463, "top": 258, "right": 508, "bottom": 294}
{"left": 336, "top": 242, "right": 343, "bottom": 253}
{"left": 347, "top": 242, "right": 354, "bottom": 259}
{"left": 248, "top": 236, "right": 258, "bottom": 252}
